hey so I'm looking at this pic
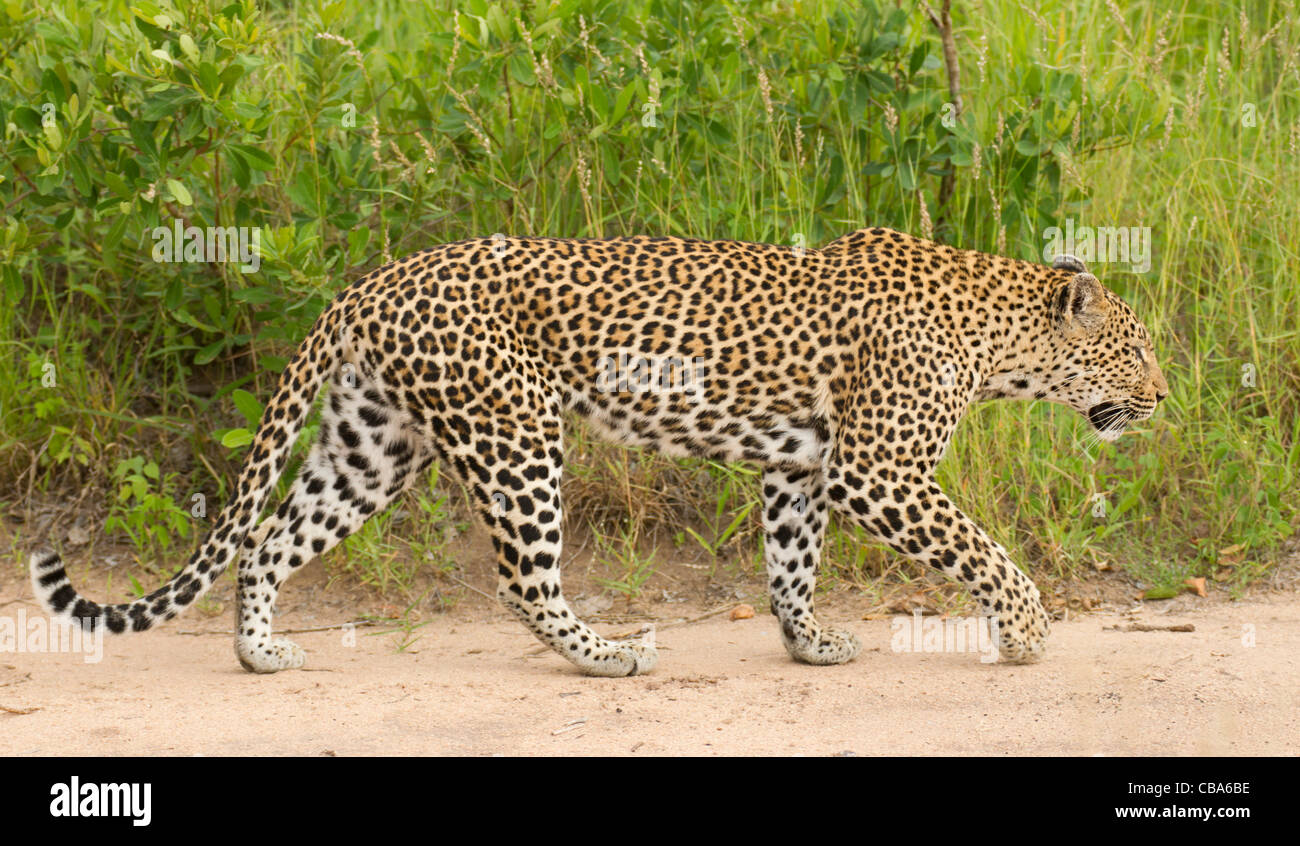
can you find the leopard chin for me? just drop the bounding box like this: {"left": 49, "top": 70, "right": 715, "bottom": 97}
{"left": 1087, "top": 400, "right": 1133, "bottom": 440}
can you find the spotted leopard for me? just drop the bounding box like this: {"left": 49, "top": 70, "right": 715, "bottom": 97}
{"left": 31, "top": 228, "right": 1167, "bottom": 676}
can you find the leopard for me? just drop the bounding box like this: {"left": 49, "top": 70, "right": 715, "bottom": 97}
{"left": 30, "top": 227, "right": 1167, "bottom": 677}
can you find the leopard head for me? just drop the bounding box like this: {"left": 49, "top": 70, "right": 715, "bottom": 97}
{"left": 1035, "top": 255, "right": 1169, "bottom": 441}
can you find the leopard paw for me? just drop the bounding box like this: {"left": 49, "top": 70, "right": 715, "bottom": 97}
{"left": 237, "top": 636, "right": 307, "bottom": 673}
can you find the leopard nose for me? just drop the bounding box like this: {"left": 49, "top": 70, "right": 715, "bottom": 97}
{"left": 1155, "top": 390, "right": 1168, "bottom": 403}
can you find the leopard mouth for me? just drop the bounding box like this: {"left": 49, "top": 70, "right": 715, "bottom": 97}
{"left": 1086, "top": 401, "right": 1133, "bottom": 440}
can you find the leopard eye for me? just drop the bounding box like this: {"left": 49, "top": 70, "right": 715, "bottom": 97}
{"left": 1132, "top": 344, "right": 1146, "bottom": 365}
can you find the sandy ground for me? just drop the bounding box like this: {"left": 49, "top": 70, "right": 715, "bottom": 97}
{"left": 2, "top": 581, "right": 1297, "bottom": 756}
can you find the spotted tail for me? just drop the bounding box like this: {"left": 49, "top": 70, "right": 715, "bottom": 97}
{"left": 29, "top": 300, "right": 348, "bottom": 634}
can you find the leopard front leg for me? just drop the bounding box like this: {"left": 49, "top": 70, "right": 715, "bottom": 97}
{"left": 826, "top": 464, "right": 1049, "bottom": 663}
{"left": 762, "top": 468, "right": 861, "bottom": 665}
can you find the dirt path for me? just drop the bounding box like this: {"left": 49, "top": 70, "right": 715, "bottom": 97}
{"left": 2, "top": 583, "right": 1297, "bottom": 756}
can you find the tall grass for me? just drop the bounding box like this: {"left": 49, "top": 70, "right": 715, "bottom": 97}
{"left": 0, "top": 0, "right": 1294, "bottom": 598}
{"left": 940, "top": 0, "right": 1300, "bottom": 594}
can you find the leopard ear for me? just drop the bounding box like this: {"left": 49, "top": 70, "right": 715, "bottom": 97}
{"left": 1052, "top": 254, "right": 1088, "bottom": 274}
{"left": 1051, "top": 271, "right": 1109, "bottom": 336}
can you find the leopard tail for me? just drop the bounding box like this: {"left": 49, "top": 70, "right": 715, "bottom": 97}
{"left": 29, "top": 298, "right": 350, "bottom": 635}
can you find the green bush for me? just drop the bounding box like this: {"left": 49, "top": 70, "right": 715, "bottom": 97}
{"left": 1, "top": 0, "right": 1295, "bottom": 594}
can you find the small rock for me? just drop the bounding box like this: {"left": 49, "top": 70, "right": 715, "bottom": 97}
{"left": 730, "top": 604, "right": 755, "bottom": 621}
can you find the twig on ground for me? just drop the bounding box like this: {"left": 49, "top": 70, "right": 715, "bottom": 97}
{"left": 177, "top": 619, "right": 377, "bottom": 636}
{"left": 1105, "top": 623, "right": 1195, "bottom": 633}
{"left": 1, "top": 704, "right": 40, "bottom": 715}
{"left": 524, "top": 603, "right": 740, "bottom": 656}
{"left": 445, "top": 573, "right": 496, "bottom": 602}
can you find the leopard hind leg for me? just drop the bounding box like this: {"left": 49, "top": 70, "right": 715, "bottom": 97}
{"left": 234, "top": 374, "right": 430, "bottom": 672}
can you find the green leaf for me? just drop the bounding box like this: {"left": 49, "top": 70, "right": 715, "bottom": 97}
{"left": 231, "top": 286, "right": 278, "bottom": 305}
{"left": 140, "top": 87, "right": 199, "bottom": 121}
{"left": 1015, "top": 137, "right": 1047, "bottom": 157}
{"left": 508, "top": 52, "right": 536, "bottom": 86}
{"left": 898, "top": 159, "right": 916, "bottom": 191}
{"left": 103, "top": 214, "right": 129, "bottom": 251}
{"left": 486, "top": 4, "right": 511, "bottom": 42}
{"left": 232, "top": 389, "right": 264, "bottom": 427}
{"left": 165, "top": 178, "right": 193, "bottom": 206}
{"left": 197, "top": 61, "right": 220, "bottom": 96}
{"left": 194, "top": 339, "right": 225, "bottom": 365}
{"left": 221, "top": 428, "right": 254, "bottom": 448}
{"left": 216, "top": 63, "right": 244, "bottom": 94}
{"left": 10, "top": 106, "right": 42, "bottom": 132}
{"left": 102, "top": 170, "right": 131, "bottom": 198}
{"left": 227, "top": 147, "right": 251, "bottom": 189}
{"left": 611, "top": 79, "right": 637, "bottom": 125}
{"left": 129, "top": 120, "right": 157, "bottom": 159}
{"left": 179, "top": 33, "right": 199, "bottom": 63}
{"left": 228, "top": 143, "right": 275, "bottom": 171}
